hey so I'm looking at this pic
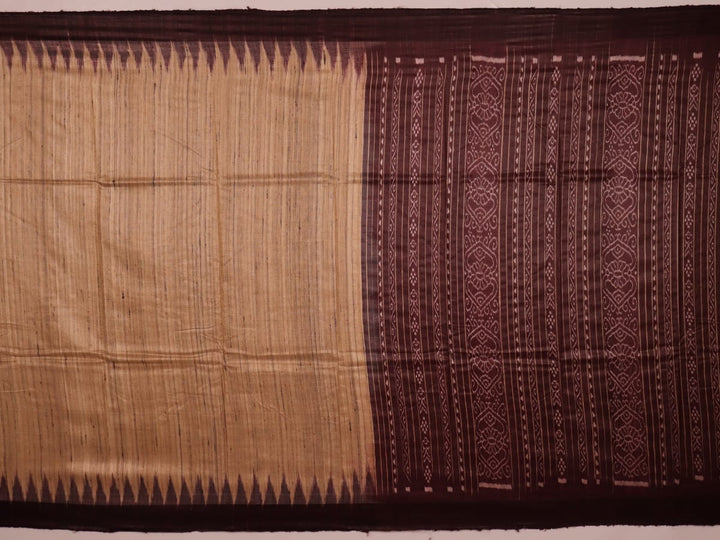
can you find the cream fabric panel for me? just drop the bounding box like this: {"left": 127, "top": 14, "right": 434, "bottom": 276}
{"left": 0, "top": 42, "right": 373, "bottom": 501}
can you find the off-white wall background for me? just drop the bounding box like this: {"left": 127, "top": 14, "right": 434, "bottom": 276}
{"left": 0, "top": 0, "right": 718, "bottom": 538}
{"left": 3, "top": 528, "right": 720, "bottom": 539}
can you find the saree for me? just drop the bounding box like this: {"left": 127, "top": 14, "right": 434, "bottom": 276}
{"left": 0, "top": 6, "right": 719, "bottom": 530}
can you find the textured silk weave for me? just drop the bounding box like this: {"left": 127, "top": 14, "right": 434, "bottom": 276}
{"left": 1, "top": 7, "right": 720, "bottom": 530}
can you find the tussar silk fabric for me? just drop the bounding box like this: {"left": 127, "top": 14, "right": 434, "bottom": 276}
{"left": 1, "top": 6, "right": 720, "bottom": 530}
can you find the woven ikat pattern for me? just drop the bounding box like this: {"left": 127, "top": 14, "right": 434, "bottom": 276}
{"left": 363, "top": 50, "right": 720, "bottom": 495}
